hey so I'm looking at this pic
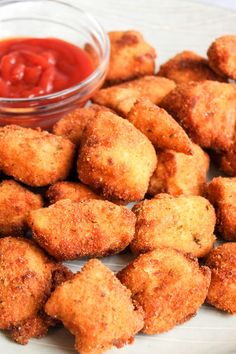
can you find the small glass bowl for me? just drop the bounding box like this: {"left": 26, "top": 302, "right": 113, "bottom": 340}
{"left": 0, "top": 0, "right": 110, "bottom": 129}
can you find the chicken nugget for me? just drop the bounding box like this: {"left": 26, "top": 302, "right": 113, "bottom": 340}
{"left": 0, "top": 236, "right": 73, "bottom": 344}
{"left": 52, "top": 104, "right": 111, "bottom": 145}
{"left": 92, "top": 76, "right": 176, "bottom": 117}
{"left": 127, "top": 98, "right": 192, "bottom": 154}
{"left": 131, "top": 194, "right": 216, "bottom": 258}
{"left": 206, "top": 177, "right": 236, "bottom": 241}
{"left": 0, "top": 179, "right": 43, "bottom": 237}
{"left": 218, "top": 145, "right": 236, "bottom": 176}
{"left": 77, "top": 111, "right": 157, "bottom": 202}
{"left": 161, "top": 80, "right": 236, "bottom": 151}
{"left": 148, "top": 143, "right": 209, "bottom": 196}
{"left": 158, "top": 50, "right": 224, "bottom": 84}
{"left": 106, "top": 30, "right": 156, "bottom": 84}
{"left": 28, "top": 199, "right": 136, "bottom": 260}
{"left": 206, "top": 243, "right": 236, "bottom": 313}
{"left": 207, "top": 35, "right": 236, "bottom": 80}
{"left": 45, "top": 259, "right": 144, "bottom": 354}
{"left": 0, "top": 125, "right": 75, "bottom": 187}
{"left": 117, "top": 247, "right": 210, "bottom": 334}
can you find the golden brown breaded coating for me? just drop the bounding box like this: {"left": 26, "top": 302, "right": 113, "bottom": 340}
{"left": 161, "top": 81, "right": 236, "bottom": 152}
{"left": 218, "top": 145, "right": 236, "bottom": 176}
{"left": 28, "top": 199, "right": 136, "bottom": 260}
{"left": 207, "top": 35, "right": 236, "bottom": 80}
{"left": 0, "top": 179, "right": 43, "bottom": 237}
{"left": 106, "top": 30, "right": 156, "bottom": 84}
{"left": 148, "top": 143, "right": 209, "bottom": 196}
{"left": 117, "top": 248, "right": 211, "bottom": 334}
{"left": 206, "top": 243, "right": 236, "bottom": 313}
{"left": 127, "top": 98, "right": 192, "bottom": 154}
{"left": 206, "top": 177, "right": 236, "bottom": 241}
{"left": 158, "top": 50, "right": 224, "bottom": 84}
{"left": 92, "top": 76, "right": 176, "bottom": 117}
{"left": 52, "top": 104, "right": 111, "bottom": 145}
{"left": 45, "top": 259, "right": 144, "bottom": 354}
{"left": 77, "top": 111, "right": 157, "bottom": 202}
{"left": 131, "top": 194, "right": 216, "bottom": 258}
{"left": 0, "top": 125, "right": 75, "bottom": 187}
{"left": 0, "top": 237, "right": 73, "bottom": 344}
{"left": 46, "top": 181, "right": 103, "bottom": 204}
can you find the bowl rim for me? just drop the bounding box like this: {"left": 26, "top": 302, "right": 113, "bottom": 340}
{"left": 0, "top": 0, "right": 110, "bottom": 103}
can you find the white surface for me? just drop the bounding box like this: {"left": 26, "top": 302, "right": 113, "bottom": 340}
{"left": 1, "top": 0, "right": 236, "bottom": 354}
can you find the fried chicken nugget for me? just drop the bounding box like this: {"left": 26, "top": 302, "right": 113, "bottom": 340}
{"left": 0, "top": 125, "right": 75, "bottom": 187}
{"left": 28, "top": 199, "right": 136, "bottom": 260}
{"left": 0, "top": 236, "right": 73, "bottom": 344}
{"left": 131, "top": 194, "right": 216, "bottom": 258}
{"left": 206, "top": 177, "right": 236, "bottom": 241}
{"left": 207, "top": 35, "right": 236, "bottom": 80}
{"left": 161, "top": 81, "right": 236, "bottom": 152}
{"left": 52, "top": 104, "right": 111, "bottom": 145}
{"left": 218, "top": 145, "right": 236, "bottom": 176}
{"left": 106, "top": 30, "right": 156, "bottom": 84}
{"left": 148, "top": 143, "right": 209, "bottom": 196}
{"left": 127, "top": 98, "right": 192, "bottom": 154}
{"left": 45, "top": 259, "right": 144, "bottom": 354}
{"left": 92, "top": 76, "right": 176, "bottom": 117}
{"left": 77, "top": 111, "right": 157, "bottom": 202}
{"left": 158, "top": 50, "right": 224, "bottom": 84}
{"left": 206, "top": 243, "right": 236, "bottom": 313}
{"left": 117, "top": 247, "right": 211, "bottom": 334}
{"left": 0, "top": 179, "right": 43, "bottom": 236}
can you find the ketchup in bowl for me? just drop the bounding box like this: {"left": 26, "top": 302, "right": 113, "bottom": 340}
{"left": 0, "top": 37, "right": 94, "bottom": 99}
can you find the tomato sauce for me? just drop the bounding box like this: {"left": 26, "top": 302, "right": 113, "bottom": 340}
{"left": 0, "top": 37, "right": 94, "bottom": 98}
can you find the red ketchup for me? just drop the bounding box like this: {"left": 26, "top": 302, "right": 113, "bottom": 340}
{"left": 0, "top": 37, "right": 94, "bottom": 98}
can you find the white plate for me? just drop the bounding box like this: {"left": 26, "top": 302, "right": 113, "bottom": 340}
{"left": 1, "top": 0, "right": 236, "bottom": 353}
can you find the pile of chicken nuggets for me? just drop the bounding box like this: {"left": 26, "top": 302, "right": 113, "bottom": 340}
{"left": 0, "top": 31, "right": 236, "bottom": 354}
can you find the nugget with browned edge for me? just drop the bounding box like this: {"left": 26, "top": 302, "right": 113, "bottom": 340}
{"left": 158, "top": 50, "right": 224, "bottom": 84}
{"left": 206, "top": 243, "right": 236, "bottom": 313}
{"left": 161, "top": 81, "right": 236, "bottom": 152}
{"left": 127, "top": 98, "right": 192, "bottom": 154}
{"left": 45, "top": 259, "right": 144, "bottom": 354}
{"left": 148, "top": 143, "right": 209, "bottom": 196}
{"left": 52, "top": 104, "right": 111, "bottom": 145}
{"left": 92, "top": 76, "right": 175, "bottom": 117}
{"left": 217, "top": 145, "right": 236, "bottom": 176}
{"left": 206, "top": 177, "right": 236, "bottom": 241}
{"left": 0, "top": 237, "right": 73, "bottom": 344}
{"left": 78, "top": 111, "right": 157, "bottom": 202}
{"left": 28, "top": 199, "right": 136, "bottom": 260}
{"left": 131, "top": 194, "right": 216, "bottom": 258}
{"left": 117, "top": 247, "right": 210, "bottom": 334}
{"left": 0, "top": 180, "right": 43, "bottom": 237}
{"left": 207, "top": 35, "right": 236, "bottom": 80}
{"left": 0, "top": 125, "right": 75, "bottom": 187}
{"left": 106, "top": 30, "right": 156, "bottom": 84}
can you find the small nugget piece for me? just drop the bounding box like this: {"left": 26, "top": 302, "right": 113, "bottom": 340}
{"left": 52, "top": 104, "right": 111, "bottom": 145}
{"left": 92, "top": 76, "right": 176, "bottom": 116}
{"left": 207, "top": 35, "right": 236, "bottom": 80}
{"left": 158, "top": 50, "right": 224, "bottom": 84}
{"left": 106, "top": 30, "right": 156, "bottom": 84}
{"left": 0, "top": 125, "right": 75, "bottom": 187}
{"left": 0, "top": 179, "right": 43, "bottom": 236}
{"left": 148, "top": 143, "right": 209, "bottom": 196}
{"left": 117, "top": 248, "right": 211, "bottom": 334}
{"left": 45, "top": 259, "right": 144, "bottom": 354}
{"left": 127, "top": 98, "right": 192, "bottom": 154}
{"left": 0, "top": 237, "right": 72, "bottom": 344}
{"left": 131, "top": 194, "right": 216, "bottom": 258}
{"left": 206, "top": 243, "right": 236, "bottom": 313}
{"left": 161, "top": 81, "right": 236, "bottom": 151}
{"left": 78, "top": 111, "right": 157, "bottom": 202}
{"left": 206, "top": 177, "right": 236, "bottom": 241}
{"left": 46, "top": 181, "right": 103, "bottom": 204}
{"left": 28, "top": 199, "right": 136, "bottom": 260}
